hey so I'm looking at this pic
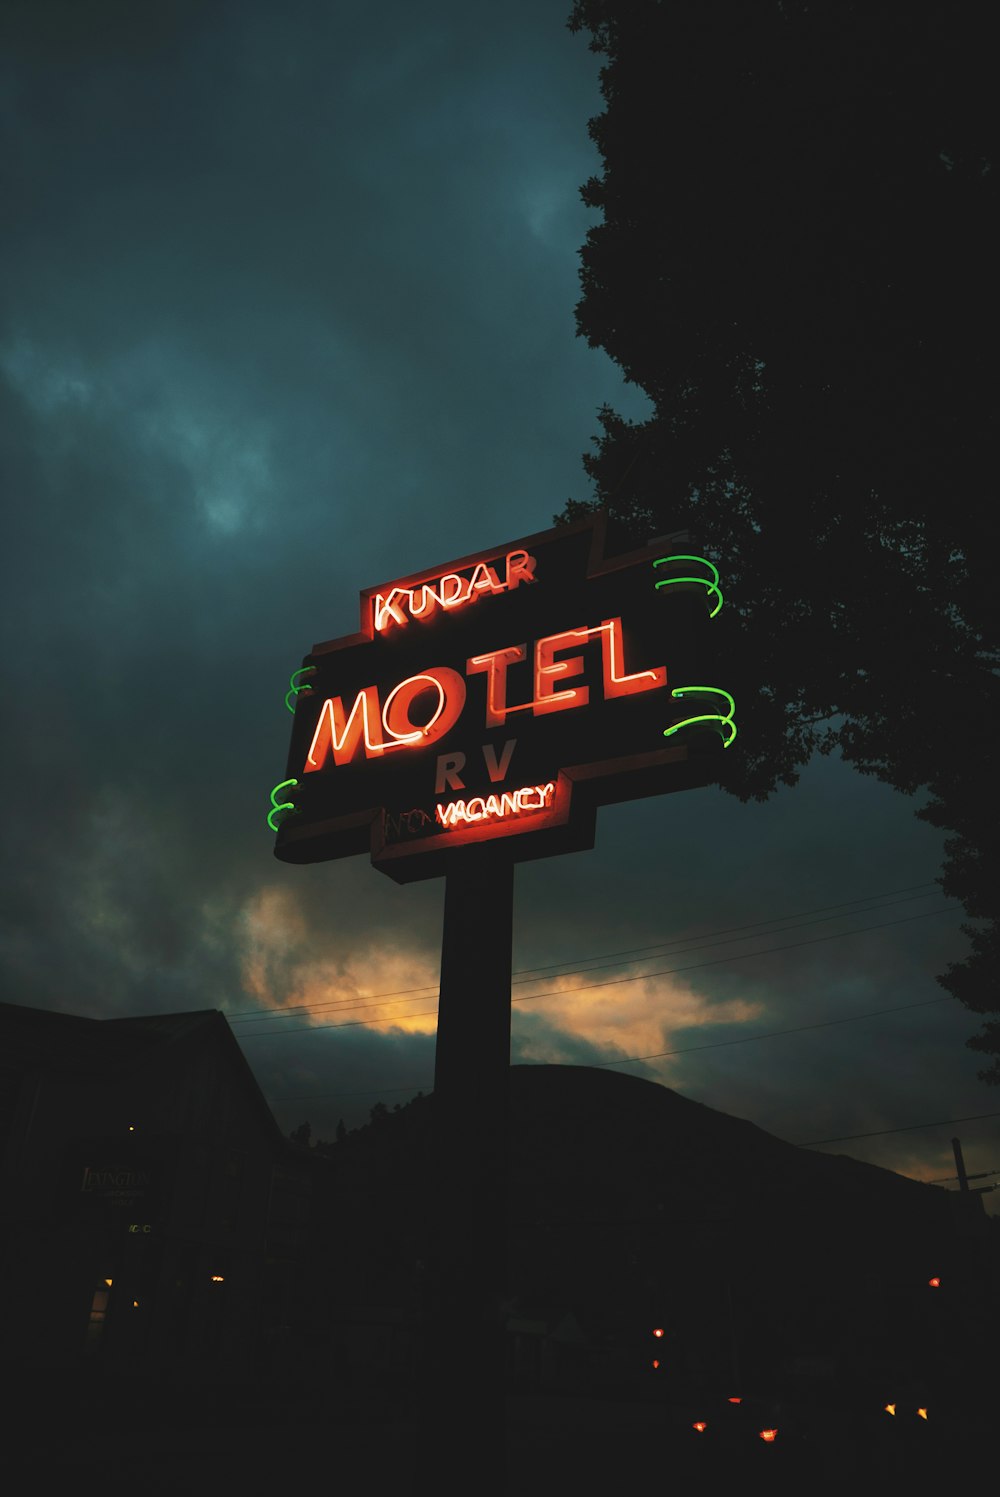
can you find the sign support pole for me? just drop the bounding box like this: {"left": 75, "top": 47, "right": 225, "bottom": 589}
{"left": 417, "top": 843, "right": 513, "bottom": 1493}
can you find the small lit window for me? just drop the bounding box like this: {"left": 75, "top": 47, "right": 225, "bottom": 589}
{"left": 87, "top": 1288, "right": 110, "bottom": 1344}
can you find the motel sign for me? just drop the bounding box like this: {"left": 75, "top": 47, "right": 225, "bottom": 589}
{"left": 270, "top": 513, "right": 734, "bottom": 881}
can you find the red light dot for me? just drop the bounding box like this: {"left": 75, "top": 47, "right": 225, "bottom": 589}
{"left": 759, "top": 1428, "right": 778, "bottom": 1443}
{"left": 652, "top": 1328, "right": 664, "bottom": 1338}
{"left": 652, "top": 1359, "right": 660, "bottom": 1370}
{"left": 928, "top": 1277, "right": 941, "bottom": 1288}
{"left": 728, "top": 1396, "right": 742, "bottom": 1404}
{"left": 692, "top": 1422, "right": 707, "bottom": 1433}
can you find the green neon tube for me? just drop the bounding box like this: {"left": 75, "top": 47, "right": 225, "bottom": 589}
{"left": 663, "top": 686, "right": 737, "bottom": 748}
{"left": 652, "top": 555, "right": 724, "bottom": 617}
{"left": 284, "top": 666, "right": 316, "bottom": 715}
{"left": 268, "top": 778, "right": 299, "bottom": 831}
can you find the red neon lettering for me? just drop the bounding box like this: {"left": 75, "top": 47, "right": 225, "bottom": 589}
{"left": 373, "top": 590, "right": 410, "bottom": 630}
{"left": 435, "top": 782, "right": 555, "bottom": 828}
{"left": 406, "top": 575, "right": 469, "bottom": 623}
{"left": 504, "top": 549, "right": 536, "bottom": 590}
{"left": 382, "top": 668, "right": 466, "bottom": 750}
{"left": 372, "top": 551, "right": 538, "bottom": 631}
{"left": 438, "top": 574, "right": 470, "bottom": 608}
{"left": 304, "top": 686, "right": 387, "bottom": 771}
{"left": 468, "top": 562, "right": 504, "bottom": 596}
{"left": 598, "top": 617, "right": 666, "bottom": 698}
{"left": 467, "top": 645, "right": 527, "bottom": 727}
{"left": 534, "top": 629, "right": 590, "bottom": 716}
{"left": 408, "top": 583, "right": 440, "bottom": 620}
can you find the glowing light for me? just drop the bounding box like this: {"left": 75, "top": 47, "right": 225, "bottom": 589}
{"left": 653, "top": 554, "right": 724, "bottom": 617}
{"left": 302, "top": 616, "right": 668, "bottom": 780}
{"left": 373, "top": 549, "right": 537, "bottom": 631}
{"left": 284, "top": 666, "right": 316, "bottom": 714}
{"left": 210, "top": 1275, "right": 225, "bottom": 1283}
{"left": 304, "top": 686, "right": 389, "bottom": 769}
{"left": 381, "top": 669, "right": 466, "bottom": 748}
{"left": 128, "top": 1125, "right": 135, "bottom": 1132}
{"left": 692, "top": 1422, "right": 707, "bottom": 1433}
{"left": 917, "top": 1407, "right": 928, "bottom": 1421}
{"left": 132, "top": 1300, "right": 139, "bottom": 1309}
{"left": 374, "top": 588, "right": 411, "bottom": 630}
{"left": 268, "top": 778, "right": 299, "bottom": 831}
{"left": 759, "top": 1428, "right": 778, "bottom": 1443}
{"left": 663, "top": 686, "right": 737, "bottom": 748}
{"left": 652, "top": 1359, "right": 660, "bottom": 1370}
{"left": 435, "top": 782, "right": 555, "bottom": 829}
{"left": 305, "top": 670, "right": 466, "bottom": 770}
{"left": 928, "top": 1277, "right": 941, "bottom": 1287}
{"left": 884, "top": 1404, "right": 896, "bottom": 1416}
{"left": 597, "top": 617, "right": 666, "bottom": 699}
{"left": 534, "top": 627, "right": 590, "bottom": 715}
{"left": 652, "top": 1328, "right": 664, "bottom": 1339}
{"left": 466, "top": 645, "right": 527, "bottom": 727}
{"left": 504, "top": 548, "right": 537, "bottom": 591}
{"left": 104, "top": 1278, "right": 113, "bottom": 1287}
{"left": 727, "top": 1397, "right": 742, "bottom": 1404}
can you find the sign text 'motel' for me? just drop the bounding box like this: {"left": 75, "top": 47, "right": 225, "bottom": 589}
{"left": 270, "top": 513, "right": 734, "bottom": 881}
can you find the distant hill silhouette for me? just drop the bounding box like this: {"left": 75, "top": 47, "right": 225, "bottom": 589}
{"left": 326, "top": 1065, "right": 991, "bottom": 1392}
{"left": 507, "top": 1064, "right": 956, "bottom": 1229}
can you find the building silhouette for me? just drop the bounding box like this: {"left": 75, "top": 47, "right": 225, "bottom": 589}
{"left": 0, "top": 1001, "right": 320, "bottom": 1379}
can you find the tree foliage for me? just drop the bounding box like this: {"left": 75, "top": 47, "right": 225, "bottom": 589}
{"left": 561, "top": 1, "right": 999, "bottom": 1074}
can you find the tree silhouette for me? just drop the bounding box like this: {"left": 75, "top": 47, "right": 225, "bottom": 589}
{"left": 561, "top": 0, "right": 998, "bottom": 1074}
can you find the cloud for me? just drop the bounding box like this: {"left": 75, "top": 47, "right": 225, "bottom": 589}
{"left": 234, "top": 883, "right": 440, "bottom": 1038}
{"left": 513, "top": 967, "right": 763, "bottom": 1071}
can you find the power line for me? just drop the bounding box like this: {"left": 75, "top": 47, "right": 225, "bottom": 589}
{"left": 593, "top": 996, "right": 951, "bottom": 1070}
{"left": 236, "top": 902, "right": 960, "bottom": 1041}
{"left": 225, "top": 881, "right": 941, "bottom": 1028}
{"left": 266, "top": 994, "right": 951, "bottom": 1105}
{"left": 798, "top": 1111, "right": 1000, "bottom": 1146}
{"left": 927, "top": 1167, "right": 1000, "bottom": 1184}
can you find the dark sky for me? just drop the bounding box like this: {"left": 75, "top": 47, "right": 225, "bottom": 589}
{"left": 2, "top": 0, "right": 995, "bottom": 1210}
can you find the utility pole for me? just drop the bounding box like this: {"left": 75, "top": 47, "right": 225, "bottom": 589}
{"left": 951, "top": 1136, "right": 969, "bottom": 1193}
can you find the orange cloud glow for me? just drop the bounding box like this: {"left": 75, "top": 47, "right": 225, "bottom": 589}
{"left": 236, "top": 885, "right": 440, "bottom": 1036}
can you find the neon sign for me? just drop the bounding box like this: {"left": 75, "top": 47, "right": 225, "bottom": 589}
{"left": 436, "top": 782, "right": 555, "bottom": 828}
{"left": 271, "top": 514, "right": 734, "bottom": 881}
{"left": 373, "top": 548, "right": 537, "bottom": 631}
{"left": 303, "top": 617, "right": 664, "bottom": 772}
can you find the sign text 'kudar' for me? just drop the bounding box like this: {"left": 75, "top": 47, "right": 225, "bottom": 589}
{"left": 374, "top": 548, "right": 536, "bottom": 632}
{"left": 270, "top": 515, "right": 733, "bottom": 881}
